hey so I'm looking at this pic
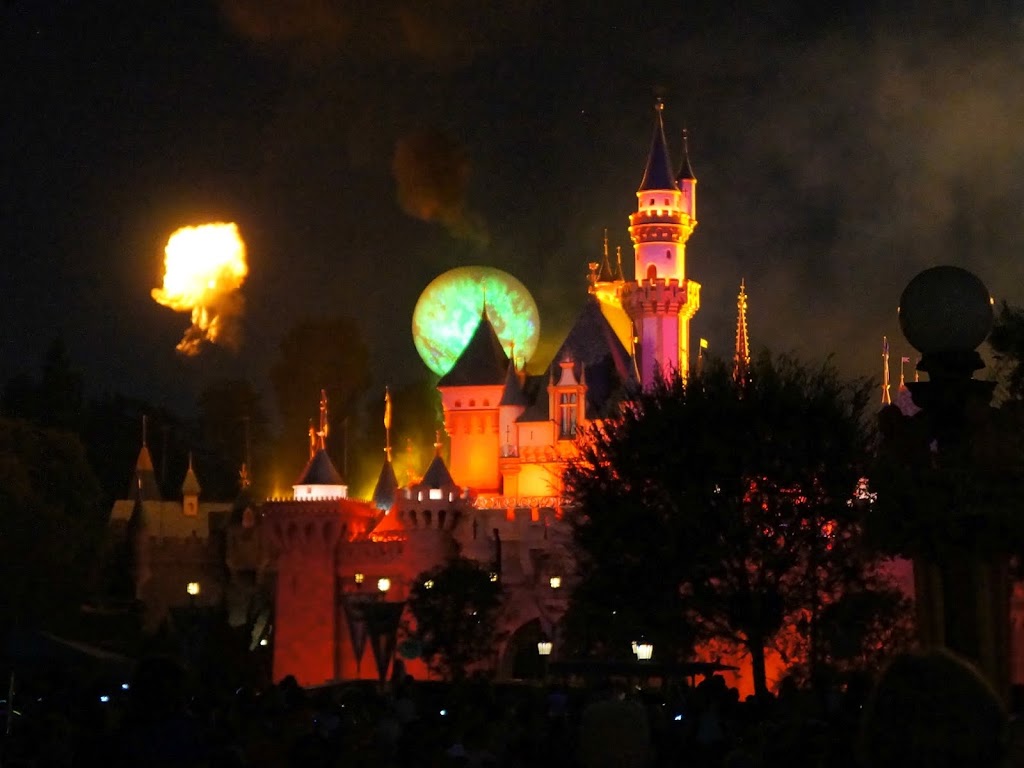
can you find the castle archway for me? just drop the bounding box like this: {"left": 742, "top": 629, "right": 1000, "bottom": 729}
{"left": 500, "top": 618, "right": 547, "bottom": 680}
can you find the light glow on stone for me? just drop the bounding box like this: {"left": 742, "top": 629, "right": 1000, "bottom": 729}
{"left": 412, "top": 266, "right": 540, "bottom": 376}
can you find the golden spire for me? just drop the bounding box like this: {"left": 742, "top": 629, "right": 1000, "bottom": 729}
{"left": 733, "top": 280, "right": 750, "bottom": 384}
{"left": 881, "top": 337, "right": 892, "bottom": 405}
{"left": 615, "top": 245, "right": 624, "bottom": 281}
{"left": 384, "top": 387, "right": 393, "bottom": 462}
{"left": 317, "top": 389, "right": 329, "bottom": 450}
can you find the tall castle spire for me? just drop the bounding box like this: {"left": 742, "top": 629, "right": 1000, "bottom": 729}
{"left": 622, "top": 101, "right": 701, "bottom": 387}
{"left": 881, "top": 336, "right": 892, "bottom": 406}
{"left": 734, "top": 280, "right": 750, "bottom": 383}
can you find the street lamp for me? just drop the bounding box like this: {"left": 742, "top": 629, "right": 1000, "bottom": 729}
{"left": 537, "top": 638, "right": 553, "bottom": 656}
{"left": 633, "top": 640, "right": 653, "bottom": 661}
{"left": 186, "top": 581, "right": 201, "bottom": 597}
{"left": 893, "top": 266, "right": 1009, "bottom": 696}
{"left": 377, "top": 577, "right": 391, "bottom": 593}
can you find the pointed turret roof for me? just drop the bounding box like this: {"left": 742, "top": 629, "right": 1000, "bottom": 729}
{"left": 638, "top": 100, "right": 678, "bottom": 192}
{"left": 372, "top": 459, "right": 399, "bottom": 511}
{"left": 295, "top": 448, "right": 345, "bottom": 485}
{"left": 547, "top": 295, "right": 638, "bottom": 417}
{"left": 421, "top": 454, "right": 456, "bottom": 490}
{"left": 438, "top": 309, "right": 510, "bottom": 387}
{"left": 181, "top": 454, "right": 201, "bottom": 496}
{"left": 134, "top": 444, "right": 162, "bottom": 501}
{"left": 499, "top": 358, "right": 530, "bottom": 406}
{"left": 676, "top": 128, "right": 696, "bottom": 181}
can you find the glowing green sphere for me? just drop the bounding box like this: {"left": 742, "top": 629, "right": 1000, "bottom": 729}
{"left": 413, "top": 266, "right": 540, "bottom": 376}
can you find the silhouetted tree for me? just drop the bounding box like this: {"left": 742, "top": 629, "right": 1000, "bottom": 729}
{"left": 1, "top": 337, "right": 84, "bottom": 433}
{"left": 989, "top": 301, "right": 1024, "bottom": 400}
{"left": 564, "top": 353, "right": 891, "bottom": 698}
{"left": 0, "top": 418, "right": 105, "bottom": 632}
{"left": 404, "top": 555, "right": 504, "bottom": 681}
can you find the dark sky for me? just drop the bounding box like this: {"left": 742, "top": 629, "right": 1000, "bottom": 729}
{"left": 3, "top": 0, "right": 1023, "bottom": 418}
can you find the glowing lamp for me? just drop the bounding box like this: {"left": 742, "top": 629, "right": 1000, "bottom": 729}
{"left": 489, "top": 572, "right": 499, "bottom": 582}
{"left": 537, "top": 640, "right": 553, "bottom": 656}
{"left": 424, "top": 579, "right": 435, "bottom": 590}
{"left": 186, "top": 581, "right": 201, "bottom": 596}
{"left": 354, "top": 573, "right": 365, "bottom": 584}
{"left": 634, "top": 641, "right": 653, "bottom": 661}
{"left": 377, "top": 577, "right": 391, "bottom": 593}
{"left": 412, "top": 266, "right": 540, "bottom": 376}
{"left": 549, "top": 576, "right": 562, "bottom": 589}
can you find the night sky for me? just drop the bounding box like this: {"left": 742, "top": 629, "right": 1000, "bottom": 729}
{"left": 3, "top": 1, "right": 1023, "bottom": 419}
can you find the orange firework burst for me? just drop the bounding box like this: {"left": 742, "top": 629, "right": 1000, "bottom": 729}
{"left": 151, "top": 222, "right": 248, "bottom": 355}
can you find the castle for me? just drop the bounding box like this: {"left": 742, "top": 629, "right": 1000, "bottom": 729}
{"left": 110, "top": 101, "right": 709, "bottom": 686}
{"left": 121, "top": 102, "right": 1019, "bottom": 693}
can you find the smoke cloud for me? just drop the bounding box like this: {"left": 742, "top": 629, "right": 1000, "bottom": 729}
{"left": 392, "top": 130, "right": 488, "bottom": 244}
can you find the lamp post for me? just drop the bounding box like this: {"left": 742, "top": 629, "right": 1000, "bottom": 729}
{"left": 893, "top": 265, "right": 1009, "bottom": 698}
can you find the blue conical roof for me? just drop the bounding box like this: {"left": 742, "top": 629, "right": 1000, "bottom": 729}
{"left": 421, "top": 454, "right": 456, "bottom": 490}
{"left": 372, "top": 459, "right": 399, "bottom": 511}
{"left": 638, "top": 102, "right": 678, "bottom": 192}
{"left": 295, "top": 449, "right": 344, "bottom": 485}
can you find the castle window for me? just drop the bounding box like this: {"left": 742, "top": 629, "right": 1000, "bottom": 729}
{"left": 438, "top": 509, "right": 447, "bottom": 527}
{"left": 647, "top": 265, "right": 657, "bottom": 280}
{"left": 666, "top": 250, "right": 671, "bottom": 260}
{"left": 429, "top": 488, "right": 443, "bottom": 500}
{"left": 424, "top": 510, "right": 432, "bottom": 526}
{"left": 648, "top": 198, "right": 654, "bottom": 205}
{"left": 559, "top": 392, "right": 578, "bottom": 439}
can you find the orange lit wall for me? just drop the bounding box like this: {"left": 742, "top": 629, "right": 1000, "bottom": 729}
{"left": 273, "top": 544, "right": 338, "bottom": 686}
{"left": 445, "top": 417, "right": 500, "bottom": 493}
{"left": 518, "top": 462, "right": 560, "bottom": 497}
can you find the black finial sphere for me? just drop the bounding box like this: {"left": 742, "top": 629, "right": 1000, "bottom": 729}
{"left": 898, "top": 266, "right": 993, "bottom": 355}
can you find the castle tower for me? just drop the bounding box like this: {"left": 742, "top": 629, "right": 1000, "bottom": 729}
{"left": 621, "top": 101, "right": 701, "bottom": 386}
{"left": 265, "top": 392, "right": 377, "bottom": 685}
{"left": 438, "top": 309, "right": 509, "bottom": 492}
{"left": 734, "top": 280, "right": 751, "bottom": 384}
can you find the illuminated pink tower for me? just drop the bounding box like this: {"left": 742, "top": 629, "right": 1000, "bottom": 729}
{"left": 622, "top": 100, "right": 701, "bottom": 386}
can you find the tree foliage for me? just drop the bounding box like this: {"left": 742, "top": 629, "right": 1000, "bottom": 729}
{"left": 564, "top": 353, "right": 900, "bottom": 697}
{"left": 0, "top": 418, "right": 106, "bottom": 632}
{"left": 988, "top": 301, "right": 1024, "bottom": 400}
{"left": 1, "top": 338, "right": 84, "bottom": 433}
{"left": 404, "top": 555, "right": 504, "bottom": 681}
